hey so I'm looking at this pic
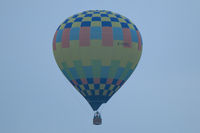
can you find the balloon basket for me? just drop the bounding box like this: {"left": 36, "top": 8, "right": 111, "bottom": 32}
{"left": 93, "top": 111, "right": 102, "bottom": 125}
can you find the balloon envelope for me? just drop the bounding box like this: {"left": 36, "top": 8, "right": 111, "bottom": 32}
{"left": 53, "top": 10, "right": 142, "bottom": 111}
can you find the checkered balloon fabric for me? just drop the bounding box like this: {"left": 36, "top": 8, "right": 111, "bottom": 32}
{"left": 53, "top": 10, "right": 142, "bottom": 111}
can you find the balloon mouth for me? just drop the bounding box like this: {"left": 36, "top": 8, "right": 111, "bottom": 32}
{"left": 86, "top": 96, "right": 110, "bottom": 111}
{"left": 89, "top": 101, "right": 103, "bottom": 111}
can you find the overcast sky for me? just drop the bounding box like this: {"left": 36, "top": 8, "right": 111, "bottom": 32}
{"left": 0, "top": 0, "right": 200, "bottom": 133}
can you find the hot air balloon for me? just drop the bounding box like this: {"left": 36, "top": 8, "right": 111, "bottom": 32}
{"left": 53, "top": 10, "right": 142, "bottom": 125}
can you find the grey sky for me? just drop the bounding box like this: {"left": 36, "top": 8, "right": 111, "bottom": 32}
{"left": 0, "top": 0, "right": 200, "bottom": 133}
